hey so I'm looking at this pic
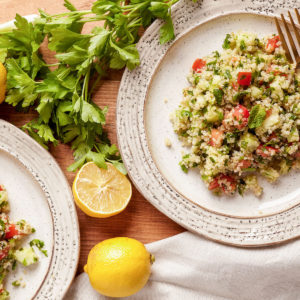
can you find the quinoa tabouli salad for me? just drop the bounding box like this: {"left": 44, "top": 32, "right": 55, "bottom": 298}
{"left": 170, "top": 32, "right": 300, "bottom": 196}
{"left": 0, "top": 185, "right": 46, "bottom": 299}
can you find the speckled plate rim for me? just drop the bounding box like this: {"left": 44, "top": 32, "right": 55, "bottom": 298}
{"left": 0, "top": 119, "right": 80, "bottom": 298}
{"left": 143, "top": 12, "right": 300, "bottom": 220}
{"left": 117, "top": 0, "right": 300, "bottom": 247}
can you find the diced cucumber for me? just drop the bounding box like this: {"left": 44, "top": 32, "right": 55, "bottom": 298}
{"left": 15, "top": 247, "right": 38, "bottom": 266}
{"left": 279, "top": 160, "right": 291, "bottom": 175}
{"left": 238, "top": 132, "right": 259, "bottom": 153}
{"left": 260, "top": 167, "right": 279, "bottom": 183}
{"left": 287, "top": 127, "right": 299, "bottom": 143}
{"left": 250, "top": 86, "right": 262, "bottom": 99}
{"left": 205, "top": 107, "right": 223, "bottom": 123}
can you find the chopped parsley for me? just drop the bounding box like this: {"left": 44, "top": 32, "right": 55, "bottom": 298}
{"left": 213, "top": 88, "right": 224, "bottom": 105}
{"left": 222, "top": 34, "right": 231, "bottom": 49}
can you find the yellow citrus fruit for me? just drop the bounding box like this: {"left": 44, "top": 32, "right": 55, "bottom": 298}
{"left": 84, "top": 237, "right": 154, "bottom": 297}
{"left": 0, "top": 62, "right": 7, "bottom": 103}
{"left": 72, "top": 162, "right": 132, "bottom": 218}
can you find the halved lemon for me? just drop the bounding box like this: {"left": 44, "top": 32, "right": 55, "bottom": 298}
{"left": 72, "top": 162, "right": 132, "bottom": 218}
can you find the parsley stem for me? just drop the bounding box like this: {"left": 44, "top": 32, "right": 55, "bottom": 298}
{"left": 82, "top": 65, "right": 91, "bottom": 102}
{"left": 89, "top": 74, "right": 102, "bottom": 99}
{"left": 78, "top": 17, "right": 107, "bottom": 23}
{"left": 50, "top": 10, "right": 91, "bottom": 17}
{"left": 45, "top": 63, "right": 60, "bottom": 67}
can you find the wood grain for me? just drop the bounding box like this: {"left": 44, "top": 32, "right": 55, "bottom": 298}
{"left": 0, "top": 0, "right": 184, "bottom": 274}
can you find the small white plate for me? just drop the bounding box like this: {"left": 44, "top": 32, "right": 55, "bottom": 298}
{"left": 0, "top": 120, "right": 79, "bottom": 299}
{"left": 117, "top": 0, "right": 300, "bottom": 246}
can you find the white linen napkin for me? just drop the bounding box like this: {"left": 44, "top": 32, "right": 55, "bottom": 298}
{"left": 65, "top": 231, "right": 300, "bottom": 300}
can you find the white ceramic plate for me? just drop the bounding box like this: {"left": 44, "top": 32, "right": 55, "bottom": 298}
{"left": 117, "top": 0, "right": 300, "bottom": 246}
{"left": 0, "top": 120, "right": 79, "bottom": 299}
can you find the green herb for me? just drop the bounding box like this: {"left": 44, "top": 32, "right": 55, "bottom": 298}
{"left": 194, "top": 76, "right": 200, "bottom": 85}
{"left": 240, "top": 40, "right": 246, "bottom": 50}
{"left": 254, "top": 38, "right": 261, "bottom": 47}
{"left": 180, "top": 163, "right": 188, "bottom": 173}
{"left": 222, "top": 34, "right": 231, "bottom": 49}
{"left": 217, "top": 110, "right": 224, "bottom": 121}
{"left": 209, "top": 157, "right": 216, "bottom": 163}
{"left": 268, "top": 76, "right": 275, "bottom": 82}
{"left": 252, "top": 70, "right": 260, "bottom": 82}
{"left": 0, "top": 220, "right": 6, "bottom": 233}
{"left": 206, "top": 60, "right": 217, "bottom": 71}
{"left": 12, "top": 260, "right": 17, "bottom": 270}
{"left": 12, "top": 281, "right": 20, "bottom": 287}
{"left": 201, "top": 175, "right": 209, "bottom": 181}
{"left": 213, "top": 88, "right": 224, "bottom": 105}
{"left": 248, "top": 105, "right": 266, "bottom": 129}
{"left": 240, "top": 140, "right": 248, "bottom": 149}
{"left": 238, "top": 184, "right": 245, "bottom": 196}
{"left": 213, "top": 51, "right": 220, "bottom": 58}
{"left": 0, "top": 0, "right": 184, "bottom": 172}
{"left": 30, "top": 239, "right": 48, "bottom": 257}
{"left": 233, "top": 91, "right": 248, "bottom": 102}
{"left": 243, "top": 167, "right": 256, "bottom": 172}
{"left": 224, "top": 69, "right": 232, "bottom": 79}
{"left": 180, "top": 110, "right": 192, "bottom": 119}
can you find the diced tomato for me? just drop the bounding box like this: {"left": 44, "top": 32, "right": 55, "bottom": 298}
{"left": 209, "top": 174, "right": 236, "bottom": 194}
{"left": 0, "top": 245, "right": 9, "bottom": 261}
{"left": 208, "top": 178, "right": 220, "bottom": 190}
{"left": 266, "top": 66, "right": 287, "bottom": 77}
{"left": 294, "top": 151, "right": 300, "bottom": 159}
{"left": 237, "top": 72, "right": 252, "bottom": 86}
{"left": 266, "top": 35, "right": 280, "bottom": 52}
{"left": 192, "top": 59, "right": 206, "bottom": 72}
{"left": 266, "top": 66, "right": 272, "bottom": 73}
{"left": 232, "top": 104, "right": 250, "bottom": 130}
{"left": 5, "top": 224, "right": 20, "bottom": 239}
{"left": 267, "top": 132, "right": 277, "bottom": 141}
{"left": 266, "top": 109, "right": 272, "bottom": 118}
{"left": 238, "top": 159, "right": 252, "bottom": 169}
{"left": 209, "top": 129, "right": 224, "bottom": 148}
{"left": 256, "top": 144, "right": 279, "bottom": 158}
{"left": 0, "top": 186, "right": 3, "bottom": 191}
{"left": 232, "top": 82, "right": 239, "bottom": 91}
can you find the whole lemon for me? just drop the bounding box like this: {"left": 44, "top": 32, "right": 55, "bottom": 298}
{"left": 0, "top": 62, "right": 7, "bottom": 104}
{"left": 84, "top": 237, "right": 154, "bottom": 298}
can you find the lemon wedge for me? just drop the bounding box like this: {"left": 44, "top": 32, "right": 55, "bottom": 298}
{"left": 72, "top": 162, "right": 132, "bottom": 218}
{"left": 0, "top": 62, "right": 7, "bottom": 104}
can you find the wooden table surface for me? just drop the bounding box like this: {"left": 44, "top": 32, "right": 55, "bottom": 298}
{"left": 1, "top": 0, "right": 184, "bottom": 273}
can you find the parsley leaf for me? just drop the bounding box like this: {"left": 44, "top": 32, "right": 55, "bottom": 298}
{"left": 1, "top": 0, "right": 187, "bottom": 173}
{"left": 222, "top": 34, "right": 231, "bottom": 49}
{"left": 159, "top": 15, "right": 175, "bottom": 44}
{"left": 213, "top": 88, "right": 224, "bottom": 105}
{"left": 248, "top": 105, "right": 266, "bottom": 129}
{"left": 30, "top": 239, "right": 48, "bottom": 257}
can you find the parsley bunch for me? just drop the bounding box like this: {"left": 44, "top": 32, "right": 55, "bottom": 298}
{"left": 0, "top": 0, "right": 179, "bottom": 173}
